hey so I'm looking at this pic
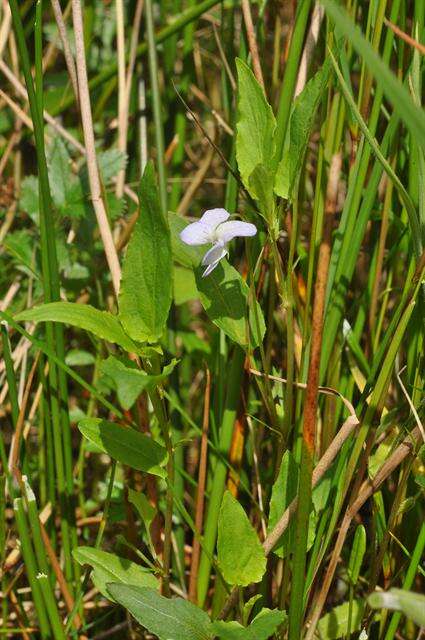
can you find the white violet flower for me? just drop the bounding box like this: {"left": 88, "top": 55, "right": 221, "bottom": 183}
{"left": 179, "top": 208, "right": 257, "bottom": 277}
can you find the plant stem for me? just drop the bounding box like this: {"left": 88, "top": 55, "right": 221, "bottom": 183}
{"left": 145, "top": 0, "right": 167, "bottom": 215}
{"left": 14, "top": 498, "right": 51, "bottom": 639}
{"left": 288, "top": 153, "right": 341, "bottom": 640}
{"left": 148, "top": 385, "right": 174, "bottom": 596}
{"left": 384, "top": 521, "right": 425, "bottom": 640}
{"left": 71, "top": 0, "right": 122, "bottom": 297}
{"left": 8, "top": 0, "right": 75, "bottom": 585}
{"left": 197, "top": 346, "right": 245, "bottom": 607}
{"left": 1, "top": 322, "right": 19, "bottom": 427}
{"left": 23, "top": 479, "right": 66, "bottom": 639}
{"left": 274, "top": 0, "right": 313, "bottom": 164}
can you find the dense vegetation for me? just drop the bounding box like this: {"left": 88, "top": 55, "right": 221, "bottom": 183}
{"left": 0, "top": 0, "right": 424, "bottom": 638}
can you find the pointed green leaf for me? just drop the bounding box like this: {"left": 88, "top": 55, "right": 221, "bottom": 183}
{"left": 195, "top": 262, "right": 265, "bottom": 349}
{"left": 267, "top": 451, "right": 317, "bottom": 558}
{"left": 173, "top": 265, "right": 198, "bottom": 305}
{"left": 15, "top": 302, "right": 139, "bottom": 353}
{"left": 235, "top": 58, "right": 276, "bottom": 203}
{"left": 212, "top": 608, "right": 286, "bottom": 640}
{"left": 248, "top": 163, "right": 276, "bottom": 221}
{"left": 100, "top": 355, "right": 178, "bottom": 410}
{"left": 47, "top": 137, "right": 72, "bottom": 208}
{"left": 73, "top": 547, "right": 158, "bottom": 602}
{"left": 348, "top": 525, "right": 366, "bottom": 585}
{"left": 78, "top": 418, "right": 167, "bottom": 477}
{"left": 107, "top": 584, "right": 213, "bottom": 640}
{"left": 217, "top": 491, "right": 266, "bottom": 586}
{"left": 274, "top": 62, "right": 330, "bottom": 201}
{"left": 119, "top": 162, "right": 172, "bottom": 342}
{"left": 242, "top": 595, "right": 263, "bottom": 626}
{"left": 128, "top": 489, "right": 156, "bottom": 531}
{"left": 267, "top": 451, "right": 298, "bottom": 558}
{"left": 20, "top": 175, "right": 39, "bottom": 220}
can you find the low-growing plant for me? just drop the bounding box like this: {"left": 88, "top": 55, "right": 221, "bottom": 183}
{"left": 0, "top": 0, "right": 423, "bottom": 639}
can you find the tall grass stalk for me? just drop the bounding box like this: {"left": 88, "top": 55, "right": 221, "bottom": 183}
{"left": 8, "top": 0, "right": 75, "bottom": 585}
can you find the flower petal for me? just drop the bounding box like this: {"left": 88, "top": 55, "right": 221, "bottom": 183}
{"left": 179, "top": 209, "right": 230, "bottom": 246}
{"left": 199, "top": 208, "right": 230, "bottom": 227}
{"left": 201, "top": 243, "right": 228, "bottom": 266}
{"left": 180, "top": 221, "right": 214, "bottom": 245}
{"left": 202, "top": 260, "right": 222, "bottom": 277}
{"left": 215, "top": 221, "right": 257, "bottom": 243}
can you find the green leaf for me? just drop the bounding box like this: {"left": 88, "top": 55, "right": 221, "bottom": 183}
{"left": 235, "top": 58, "right": 276, "bottom": 210}
{"left": 15, "top": 301, "right": 140, "bottom": 354}
{"left": 20, "top": 175, "right": 39, "bottom": 221}
{"left": 47, "top": 137, "right": 72, "bottom": 208}
{"left": 169, "top": 212, "right": 204, "bottom": 268}
{"left": 274, "top": 62, "right": 330, "bottom": 201}
{"left": 312, "top": 471, "right": 332, "bottom": 513}
{"left": 217, "top": 491, "right": 266, "bottom": 586}
{"left": 322, "top": 0, "right": 425, "bottom": 152}
{"left": 178, "top": 331, "right": 211, "bottom": 355}
{"left": 3, "top": 230, "right": 39, "bottom": 278}
{"left": 317, "top": 599, "right": 365, "bottom": 639}
{"left": 128, "top": 489, "right": 156, "bottom": 530}
{"left": 348, "top": 525, "right": 366, "bottom": 585}
{"left": 100, "top": 355, "right": 178, "bottom": 410}
{"left": 368, "top": 434, "right": 395, "bottom": 479}
{"left": 173, "top": 265, "right": 198, "bottom": 305}
{"left": 128, "top": 488, "right": 157, "bottom": 553}
{"left": 107, "top": 584, "right": 213, "bottom": 640}
{"left": 65, "top": 349, "right": 95, "bottom": 367}
{"left": 267, "top": 451, "right": 298, "bottom": 558}
{"left": 73, "top": 547, "right": 158, "bottom": 602}
{"left": 105, "top": 191, "right": 126, "bottom": 221}
{"left": 119, "top": 162, "right": 172, "bottom": 343}
{"left": 98, "top": 149, "right": 127, "bottom": 183}
{"left": 368, "top": 589, "right": 425, "bottom": 628}
{"left": 242, "top": 594, "right": 263, "bottom": 626}
{"left": 414, "top": 473, "right": 425, "bottom": 490}
{"left": 211, "top": 608, "right": 286, "bottom": 640}
{"left": 248, "top": 163, "right": 276, "bottom": 222}
{"left": 78, "top": 149, "right": 126, "bottom": 198}
{"left": 195, "top": 261, "right": 265, "bottom": 349}
{"left": 78, "top": 418, "right": 167, "bottom": 477}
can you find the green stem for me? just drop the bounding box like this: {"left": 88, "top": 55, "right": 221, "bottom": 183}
{"left": 197, "top": 347, "right": 245, "bottom": 607}
{"left": 148, "top": 379, "right": 174, "bottom": 596}
{"left": 8, "top": 0, "right": 75, "bottom": 584}
{"left": 384, "top": 521, "right": 425, "bottom": 640}
{"left": 14, "top": 498, "right": 51, "bottom": 639}
{"left": 169, "top": 0, "right": 196, "bottom": 211}
{"left": 274, "top": 0, "right": 313, "bottom": 164}
{"left": 288, "top": 441, "right": 314, "bottom": 640}
{"left": 23, "top": 480, "right": 66, "bottom": 639}
{"left": 64, "top": 461, "right": 117, "bottom": 634}
{"left": 1, "top": 323, "right": 19, "bottom": 428}
{"left": 145, "top": 0, "right": 167, "bottom": 214}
